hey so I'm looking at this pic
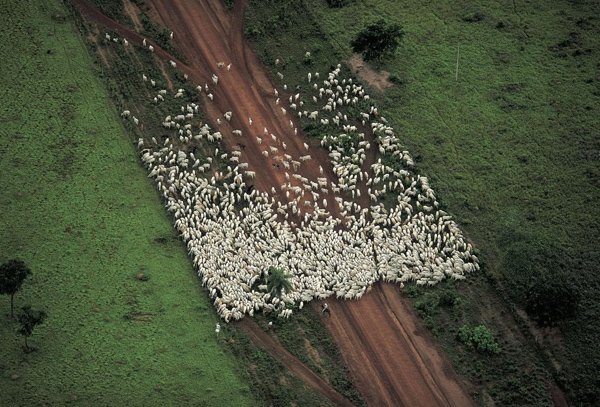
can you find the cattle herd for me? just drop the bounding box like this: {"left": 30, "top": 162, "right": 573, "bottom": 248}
{"left": 110, "top": 33, "right": 479, "bottom": 322}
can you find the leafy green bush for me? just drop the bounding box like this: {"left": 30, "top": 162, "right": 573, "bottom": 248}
{"left": 89, "top": 0, "right": 126, "bottom": 23}
{"left": 439, "top": 289, "right": 462, "bottom": 307}
{"left": 388, "top": 73, "right": 403, "bottom": 85}
{"left": 458, "top": 324, "right": 501, "bottom": 354}
{"left": 461, "top": 11, "right": 485, "bottom": 23}
{"left": 414, "top": 292, "right": 439, "bottom": 318}
{"left": 351, "top": 19, "right": 404, "bottom": 61}
{"left": 500, "top": 235, "right": 580, "bottom": 326}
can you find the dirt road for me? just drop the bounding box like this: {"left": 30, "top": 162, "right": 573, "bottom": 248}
{"left": 73, "top": 0, "right": 474, "bottom": 405}
{"left": 319, "top": 283, "right": 474, "bottom": 406}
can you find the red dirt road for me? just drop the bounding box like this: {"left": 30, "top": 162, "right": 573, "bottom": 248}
{"left": 149, "top": 0, "right": 344, "bottom": 217}
{"left": 73, "top": 0, "right": 474, "bottom": 405}
{"left": 320, "top": 283, "right": 474, "bottom": 406}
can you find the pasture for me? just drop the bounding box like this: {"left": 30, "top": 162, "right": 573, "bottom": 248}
{"left": 0, "top": 0, "right": 253, "bottom": 405}
{"left": 245, "top": 0, "right": 600, "bottom": 405}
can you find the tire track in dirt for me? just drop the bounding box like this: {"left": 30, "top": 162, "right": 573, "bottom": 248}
{"left": 336, "top": 301, "right": 407, "bottom": 405}
{"left": 147, "top": 0, "right": 346, "bottom": 222}
{"left": 377, "top": 284, "right": 455, "bottom": 405}
{"left": 323, "top": 284, "right": 474, "bottom": 406}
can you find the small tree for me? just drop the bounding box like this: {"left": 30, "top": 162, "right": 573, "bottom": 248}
{"left": 351, "top": 19, "right": 404, "bottom": 61}
{"left": 17, "top": 305, "right": 47, "bottom": 352}
{"left": 0, "top": 259, "right": 31, "bottom": 318}
{"left": 266, "top": 267, "right": 292, "bottom": 301}
{"left": 525, "top": 277, "right": 579, "bottom": 327}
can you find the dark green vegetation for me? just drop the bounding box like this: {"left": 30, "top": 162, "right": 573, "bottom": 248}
{"left": 0, "top": 0, "right": 253, "bottom": 405}
{"left": 351, "top": 19, "right": 404, "bottom": 61}
{"left": 524, "top": 269, "right": 580, "bottom": 327}
{"left": 324, "top": 0, "right": 351, "bottom": 8}
{"left": 457, "top": 324, "right": 501, "bottom": 354}
{"left": 245, "top": 0, "right": 600, "bottom": 405}
{"left": 17, "top": 305, "right": 47, "bottom": 353}
{"left": 0, "top": 260, "right": 31, "bottom": 318}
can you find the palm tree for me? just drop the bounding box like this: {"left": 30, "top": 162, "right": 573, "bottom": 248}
{"left": 266, "top": 267, "right": 292, "bottom": 300}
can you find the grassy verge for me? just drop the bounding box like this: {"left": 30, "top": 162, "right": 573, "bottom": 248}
{"left": 244, "top": 0, "right": 600, "bottom": 405}
{"left": 0, "top": 0, "right": 253, "bottom": 405}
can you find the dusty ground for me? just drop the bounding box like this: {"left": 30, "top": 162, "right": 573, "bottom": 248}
{"left": 319, "top": 283, "right": 474, "bottom": 406}
{"left": 122, "top": 0, "right": 142, "bottom": 32}
{"left": 347, "top": 54, "right": 393, "bottom": 91}
{"left": 72, "top": 0, "right": 474, "bottom": 405}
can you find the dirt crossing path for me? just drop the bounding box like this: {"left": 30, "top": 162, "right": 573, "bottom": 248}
{"left": 72, "top": 0, "right": 474, "bottom": 405}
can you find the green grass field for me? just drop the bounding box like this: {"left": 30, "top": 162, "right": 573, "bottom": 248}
{"left": 0, "top": 1, "right": 254, "bottom": 405}
{"left": 245, "top": 0, "right": 600, "bottom": 404}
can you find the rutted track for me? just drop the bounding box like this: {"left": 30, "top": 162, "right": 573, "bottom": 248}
{"left": 148, "top": 0, "right": 346, "bottom": 217}
{"left": 321, "top": 283, "right": 474, "bottom": 406}
{"left": 73, "top": 0, "right": 474, "bottom": 405}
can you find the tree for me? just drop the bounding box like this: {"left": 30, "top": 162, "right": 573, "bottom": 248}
{"left": 351, "top": 19, "right": 404, "bottom": 61}
{"left": 0, "top": 259, "right": 31, "bottom": 318}
{"left": 266, "top": 267, "right": 292, "bottom": 301}
{"left": 525, "top": 276, "right": 579, "bottom": 327}
{"left": 17, "top": 305, "right": 47, "bottom": 352}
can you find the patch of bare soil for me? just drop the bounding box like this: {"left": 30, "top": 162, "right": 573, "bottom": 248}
{"left": 347, "top": 54, "right": 392, "bottom": 91}
{"left": 549, "top": 381, "right": 569, "bottom": 407}
{"left": 304, "top": 338, "right": 323, "bottom": 368}
{"left": 122, "top": 0, "right": 143, "bottom": 32}
{"left": 515, "top": 308, "right": 564, "bottom": 372}
{"left": 86, "top": 29, "right": 109, "bottom": 66}
{"left": 156, "top": 59, "right": 174, "bottom": 91}
{"left": 96, "top": 45, "right": 111, "bottom": 67}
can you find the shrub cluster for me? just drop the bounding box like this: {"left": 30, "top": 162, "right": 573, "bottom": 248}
{"left": 457, "top": 325, "right": 500, "bottom": 354}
